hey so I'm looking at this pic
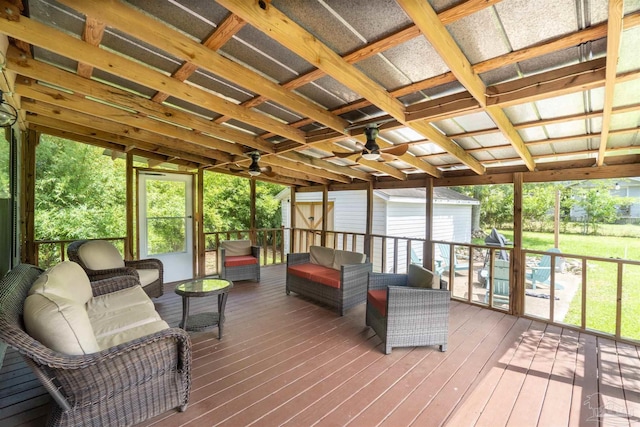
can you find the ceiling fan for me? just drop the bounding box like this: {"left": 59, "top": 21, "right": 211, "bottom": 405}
{"left": 230, "top": 152, "right": 276, "bottom": 177}
{"left": 333, "top": 125, "right": 409, "bottom": 162}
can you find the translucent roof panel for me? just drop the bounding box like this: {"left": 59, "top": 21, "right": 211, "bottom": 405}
{"left": 447, "top": 7, "right": 510, "bottom": 65}
{"left": 451, "top": 112, "right": 497, "bottom": 132}
{"left": 613, "top": 80, "right": 640, "bottom": 107}
{"left": 545, "top": 120, "right": 588, "bottom": 139}
{"left": 504, "top": 104, "right": 541, "bottom": 125}
{"left": 618, "top": 27, "right": 640, "bottom": 73}
{"left": 610, "top": 111, "right": 640, "bottom": 131}
{"left": 518, "top": 127, "right": 548, "bottom": 142}
{"left": 381, "top": 37, "right": 451, "bottom": 82}
{"left": 535, "top": 92, "right": 587, "bottom": 119}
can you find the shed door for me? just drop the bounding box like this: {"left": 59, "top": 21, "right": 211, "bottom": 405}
{"left": 295, "top": 202, "right": 334, "bottom": 246}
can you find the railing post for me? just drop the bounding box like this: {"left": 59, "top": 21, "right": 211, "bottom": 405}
{"left": 512, "top": 172, "right": 524, "bottom": 316}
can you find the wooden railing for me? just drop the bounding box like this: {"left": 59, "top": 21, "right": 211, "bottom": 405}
{"left": 34, "top": 237, "right": 126, "bottom": 269}
{"left": 35, "top": 229, "right": 640, "bottom": 344}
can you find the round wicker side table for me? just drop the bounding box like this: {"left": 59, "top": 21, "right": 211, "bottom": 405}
{"left": 174, "top": 277, "right": 233, "bottom": 338}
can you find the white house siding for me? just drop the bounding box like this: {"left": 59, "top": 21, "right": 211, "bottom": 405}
{"left": 432, "top": 203, "right": 473, "bottom": 243}
{"left": 385, "top": 201, "right": 425, "bottom": 273}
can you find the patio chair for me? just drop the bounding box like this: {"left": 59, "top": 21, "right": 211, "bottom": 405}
{"left": 67, "top": 239, "right": 163, "bottom": 298}
{"left": 484, "top": 258, "right": 510, "bottom": 305}
{"left": 219, "top": 240, "right": 260, "bottom": 282}
{"left": 525, "top": 248, "right": 564, "bottom": 290}
{"left": 437, "top": 243, "right": 469, "bottom": 275}
{"left": 366, "top": 264, "right": 450, "bottom": 354}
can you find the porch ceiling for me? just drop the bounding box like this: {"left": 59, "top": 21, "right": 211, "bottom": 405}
{"left": 1, "top": 0, "right": 640, "bottom": 186}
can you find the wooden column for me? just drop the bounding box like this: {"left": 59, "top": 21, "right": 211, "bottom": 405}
{"left": 512, "top": 172, "right": 524, "bottom": 316}
{"left": 364, "top": 181, "right": 373, "bottom": 258}
{"left": 124, "top": 153, "right": 134, "bottom": 260}
{"left": 250, "top": 178, "right": 256, "bottom": 243}
{"left": 290, "top": 186, "right": 296, "bottom": 253}
{"left": 321, "top": 185, "right": 328, "bottom": 246}
{"left": 196, "top": 168, "right": 204, "bottom": 277}
{"left": 424, "top": 177, "right": 434, "bottom": 269}
{"left": 21, "top": 129, "right": 37, "bottom": 264}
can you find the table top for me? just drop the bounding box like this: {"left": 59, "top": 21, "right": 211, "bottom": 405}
{"left": 175, "top": 277, "right": 233, "bottom": 297}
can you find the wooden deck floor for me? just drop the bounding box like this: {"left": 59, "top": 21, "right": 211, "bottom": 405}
{"left": 1, "top": 264, "right": 639, "bottom": 426}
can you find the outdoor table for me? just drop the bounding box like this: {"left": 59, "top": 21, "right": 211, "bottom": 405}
{"left": 175, "top": 277, "right": 233, "bottom": 338}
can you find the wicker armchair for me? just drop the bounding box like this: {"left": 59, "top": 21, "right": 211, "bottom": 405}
{"left": 219, "top": 240, "right": 260, "bottom": 282}
{"left": 0, "top": 263, "right": 191, "bottom": 427}
{"left": 67, "top": 239, "right": 164, "bottom": 298}
{"left": 367, "top": 264, "right": 450, "bottom": 354}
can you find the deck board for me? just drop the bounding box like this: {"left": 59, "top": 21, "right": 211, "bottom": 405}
{"left": 1, "top": 264, "right": 639, "bottom": 427}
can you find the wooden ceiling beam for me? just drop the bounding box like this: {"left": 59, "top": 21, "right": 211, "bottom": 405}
{"left": 24, "top": 100, "right": 234, "bottom": 163}
{"left": 151, "top": 13, "right": 246, "bottom": 104}
{"left": 15, "top": 80, "right": 243, "bottom": 159}
{"left": 597, "top": 0, "right": 624, "bottom": 166}
{"left": 27, "top": 116, "right": 216, "bottom": 167}
{"left": 397, "top": 0, "right": 535, "bottom": 172}
{"left": 279, "top": 151, "right": 372, "bottom": 182}
{"left": 255, "top": 155, "right": 353, "bottom": 184}
{"left": 216, "top": 0, "right": 485, "bottom": 175}
{"left": 0, "top": 14, "right": 306, "bottom": 143}
{"left": 58, "top": 0, "right": 349, "bottom": 135}
{"left": 76, "top": 16, "right": 105, "bottom": 78}
{"left": 5, "top": 47, "right": 275, "bottom": 154}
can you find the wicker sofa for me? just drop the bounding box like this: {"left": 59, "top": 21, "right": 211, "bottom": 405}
{"left": 367, "top": 263, "right": 450, "bottom": 354}
{"left": 219, "top": 240, "right": 260, "bottom": 282}
{"left": 0, "top": 262, "right": 191, "bottom": 427}
{"left": 67, "top": 239, "right": 164, "bottom": 298}
{"left": 286, "top": 246, "right": 372, "bottom": 315}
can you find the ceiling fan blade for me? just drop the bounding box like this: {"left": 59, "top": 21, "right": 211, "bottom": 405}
{"left": 378, "top": 153, "right": 397, "bottom": 162}
{"left": 381, "top": 143, "right": 409, "bottom": 157}
{"left": 332, "top": 150, "right": 362, "bottom": 158}
{"left": 261, "top": 166, "right": 276, "bottom": 177}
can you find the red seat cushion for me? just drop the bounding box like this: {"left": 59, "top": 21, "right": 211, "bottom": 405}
{"left": 287, "top": 263, "right": 330, "bottom": 280}
{"left": 225, "top": 255, "right": 258, "bottom": 267}
{"left": 367, "top": 289, "right": 387, "bottom": 316}
{"left": 309, "top": 269, "right": 341, "bottom": 289}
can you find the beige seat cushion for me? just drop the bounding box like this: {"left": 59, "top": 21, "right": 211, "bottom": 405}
{"left": 89, "top": 304, "right": 163, "bottom": 340}
{"left": 24, "top": 293, "right": 100, "bottom": 355}
{"left": 407, "top": 264, "right": 439, "bottom": 289}
{"left": 28, "top": 261, "right": 93, "bottom": 305}
{"left": 309, "top": 246, "right": 335, "bottom": 268}
{"left": 87, "top": 285, "right": 154, "bottom": 318}
{"left": 332, "top": 250, "right": 366, "bottom": 270}
{"left": 137, "top": 268, "right": 160, "bottom": 286}
{"left": 221, "top": 240, "right": 252, "bottom": 256}
{"left": 96, "top": 319, "right": 169, "bottom": 350}
{"left": 77, "top": 240, "right": 126, "bottom": 270}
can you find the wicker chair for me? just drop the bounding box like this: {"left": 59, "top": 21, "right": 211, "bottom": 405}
{"left": 219, "top": 240, "right": 260, "bottom": 282}
{"left": 67, "top": 239, "right": 164, "bottom": 298}
{"left": 367, "top": 264, "right": 450, "bottom": 354}
{"left": 0, "top": 263, "right": 191, "bottom": 427}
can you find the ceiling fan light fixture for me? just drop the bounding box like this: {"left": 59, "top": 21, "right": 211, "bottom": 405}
{"left": 362, "top": 151, "right": 380, "bottom": 161}
{"left": 248, "top": 152, "right": 262, "bottom": 176}
{"left": 0, "top": 93, "right": 17, "bottom": 128}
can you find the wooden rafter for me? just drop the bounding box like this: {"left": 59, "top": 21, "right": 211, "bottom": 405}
{"left": 76, "top": 17, "right": 105, "bottom": 78}
{"left": 598, "top": 0, "right": 625, "bottom": 166}
{"left": 397, "top": 0, "right": 535, "bottom": 172}
{"left": 151, "top": 13, "right": 246, "bottom": 104}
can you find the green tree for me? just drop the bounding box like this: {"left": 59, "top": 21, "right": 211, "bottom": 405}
{"left": 522, "top": 183, "right": 556, "bottom": 232}
{"left": 575, "top": 182, "right": 619, "bottom": 234}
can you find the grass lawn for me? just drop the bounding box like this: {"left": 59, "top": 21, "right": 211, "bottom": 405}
{"left": 481, "top": 229, "right": 640, "bottom": 341}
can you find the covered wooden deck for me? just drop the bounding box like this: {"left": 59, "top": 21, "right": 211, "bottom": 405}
{"left": 1, "top": 264, "right": 639, "bottom": 426}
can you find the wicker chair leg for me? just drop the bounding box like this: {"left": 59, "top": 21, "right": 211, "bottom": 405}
{"left": 179, "top": 404, "right": 188, "bottom": 412}
{"left": 385, "top": 343, "right": 392, "bottom": 355}
{"left": 439, "top": 344, "right": 447, "bottom": 352}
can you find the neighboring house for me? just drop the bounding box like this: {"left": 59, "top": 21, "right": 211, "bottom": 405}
{"left": 277, "top": 187, "right": 479, "bottom": 273}
{"left": 569, "top": 178, "right": 640, "bottom": 223}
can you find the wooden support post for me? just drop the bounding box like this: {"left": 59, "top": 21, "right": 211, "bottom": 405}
{"left": 321, "top": 185, "right": 328, "bottom": 246}
{"left": 364, "top": 180, "right": 373, "bottom": 259}
{"left": 290, "top": 186, "right": 296, "bottom": 253}
{"left": 512, "top": 172, "right": 523, "bottom": 316}
{"left": 196, "top": 168, "right": 204, "bottom": 277}
{"left": 250, "top": 179, "right": 256, "bottom": 244}
{"left": 21, "top": 129, "right": 37, "bottom": 264}
{"left": 424, "top": 177, "right": 434, "bottom": 270}
{"left": 125, "top": 153, "right": 133, "bottom": 260}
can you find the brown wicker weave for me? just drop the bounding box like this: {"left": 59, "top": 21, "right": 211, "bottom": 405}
{"left": 367, "top": 271, "right": 450, "bottom": 354}
{"left": 67, "top": 239, "right": 164, "bottom": 298}
{"left": 220, "top": 245, "right": 261, "bottom": 282}
{"left": 286, "top": 252, "right": 372, "bottom": 316}
{"left": 0, "top": 264, "right": 191, "bottom": 427}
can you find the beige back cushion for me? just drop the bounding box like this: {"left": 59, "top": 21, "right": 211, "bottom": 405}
{"left": 24, "top": 293, "right": 100, "bottom": 355}
{"left": 332, "top": 250, "right": 366, "bottom": 270}
{"left": 29, "top": 261, "right": 93, "bottom": 305}
{"left": 408, "top": 264, "right": 439, "bottom": 289}
{"left": 309, "top": 246, "right": 335, "bottom": 268}
{"left": 77, "top": 240, "right": 125, "bottom": 270}
{"left": 221, "top": 240, "right": 252, "bottom": 256}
